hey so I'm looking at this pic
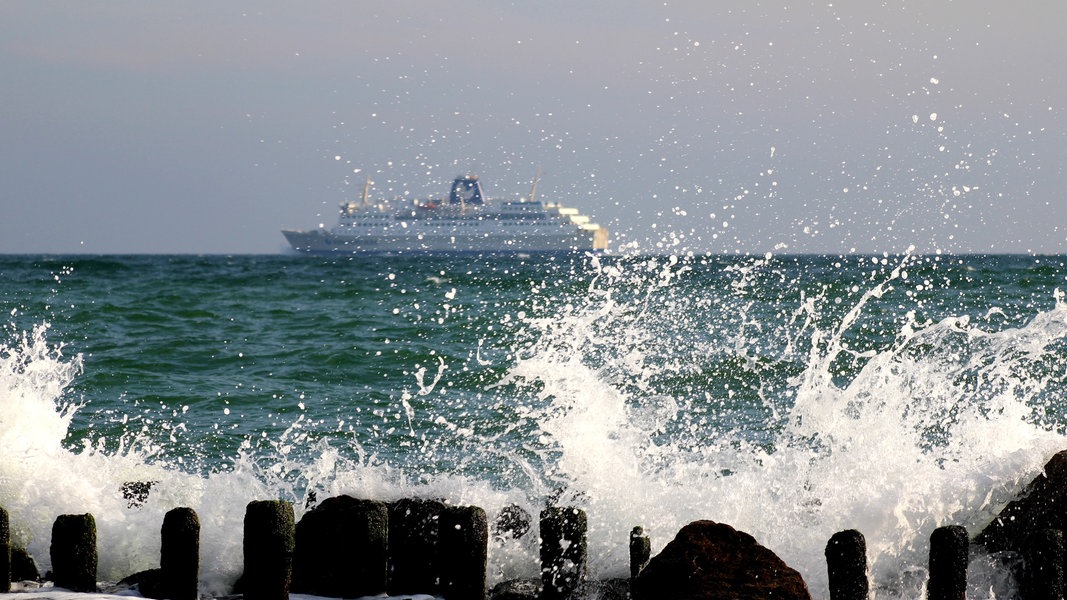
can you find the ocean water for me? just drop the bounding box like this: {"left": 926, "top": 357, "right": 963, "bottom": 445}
{"left": 1, "top": 252, "right": 1066, "bottom": 598}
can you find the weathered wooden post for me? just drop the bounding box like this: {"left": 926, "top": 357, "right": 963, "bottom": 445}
{"left": 825, "top": 529, "right": 868, "bottom": 600}
{"left": 50, "top": 513, "right": 97, "bottom": 592}
{"left": 0, "top": 507, "right": 10, "bottom": 592}
{"left": 927, "top": 525, "right": 968, "bottom": 600}
{"left": 243, "top": 500, "right": 295, "bottom": 600}
{"left": 388, "top": 498, "right": 445, "bottom": 595}
{"left": 629, "top": 526, "right": 651, "bottom": 580}
{"left": 291, "top": 495, "right": 388, "bottom": 598}
{"left": 1022, "top": 528, "right": 1064, "bottom": 600}
{"left": 161, "top": 507, "right": 199, "bottom": 600}
{"left": 439, "top": 505, "right": 488, "bottom": 600}
{"left": 539, "top": 506, "right": 587, "bottom": 600}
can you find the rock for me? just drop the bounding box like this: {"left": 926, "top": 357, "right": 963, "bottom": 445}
{"left": 121, "top": 481, "right": 156, "bottom": 509}
{"left": 118, "top": 568, "right": 164, "bottom": 597}
{"left": 11, "top": 547, "right": 39, "bottom": 583}
{"left": 489, "top": 578, "right": 541, "bottom": 600}
{"left": 632, "top": 520, "right": 811, "bottom": 600}
{"left": 493, "top": 504, "right": 531, "bottom": 540}
{"left": 976, "top": 449, "right": 1067, "bottom": 553}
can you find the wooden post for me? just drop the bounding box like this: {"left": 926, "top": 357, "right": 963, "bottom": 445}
{"left": 291, "top": 496, "right": 388, "bottom": 598}
{"left": 629, "top": 526, "right": 651, "bottom": 580}
{"left": 539, "top": 507, "right": 587, "bottom": 600}
{"left": 50, "top": 513, "right": 97, "bottom": 592}
{"left": 927, "top": 525, "right": 968, "bottom": 600}
{"left": 243, "top": 500, "right": 295, "bottom": 600}
{"left": 825, "top": 529, "right": 868, "bottom": 600}
{"left": 388, "top": 498, "right": 445, "bottom": 595}
{"left": 439, "top": 505, "right": 488, "bottom": 600}
{"left": 0, "top": 507, "right": 9, "bottom": 592}
{"left": 161, "top": 507, "right": 199, "bottom": 600}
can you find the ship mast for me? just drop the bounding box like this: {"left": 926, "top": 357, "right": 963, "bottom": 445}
{"left": 362, "top": 176, "right": 373, "bottom": 207}
{"left": 529, "top": 168, "right": 541, "bottom": 203}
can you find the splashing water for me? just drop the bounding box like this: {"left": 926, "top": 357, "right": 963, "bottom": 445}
{"left": 1, "top": 254, "right": 1066, "bottom": 599}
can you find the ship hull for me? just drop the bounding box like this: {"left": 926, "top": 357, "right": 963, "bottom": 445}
{"left": 282, "top": 228, "right": 608, "bottom": 254}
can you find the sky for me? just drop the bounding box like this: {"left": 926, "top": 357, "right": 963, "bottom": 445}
{"left": 1, "top": 1, "right": 1065, "bottom": 255}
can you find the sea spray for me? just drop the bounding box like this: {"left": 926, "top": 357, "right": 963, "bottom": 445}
{"left": 496, "top": 253, "right": 1067, "bottom": 597}
{"left": 1, "top": 255, "right": 1066, "bottom": 599}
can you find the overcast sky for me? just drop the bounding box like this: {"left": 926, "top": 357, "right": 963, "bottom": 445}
{"left": 2, "top": 1, "right": 1064, "bottom": 254}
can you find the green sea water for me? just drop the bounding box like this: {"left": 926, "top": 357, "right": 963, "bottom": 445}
{"left": 1, "top": 252, "right": 1066, "bottom": 597}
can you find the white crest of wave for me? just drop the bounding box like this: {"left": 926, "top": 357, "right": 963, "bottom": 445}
{"left": 505, "top": 256, "right": 1067, "bottom": 598}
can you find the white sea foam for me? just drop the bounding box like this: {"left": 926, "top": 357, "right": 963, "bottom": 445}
{"left": 2, "top": 258, "right": 1066, "bottom": 599}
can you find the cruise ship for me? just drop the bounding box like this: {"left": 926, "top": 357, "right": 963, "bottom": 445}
{"left": 282, "top": 175, "right": 609, "bottom": 254}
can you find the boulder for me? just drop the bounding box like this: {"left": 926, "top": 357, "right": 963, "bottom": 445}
{"left": 489, "top": 578, "right": 540, "bottom": 600}
{"left": 11, "top": 547, "right": 39, "bottom": 582}
{"left": 976, "top": 449, "right": 1067, "bottom": 553}
{"left": 632, "top": 520, "right": 811, "bottom": 600}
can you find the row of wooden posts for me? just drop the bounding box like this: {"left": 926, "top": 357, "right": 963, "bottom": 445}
{"left": 0, "top": 498, "right": 593, "bottom": 600}
{"left": 3, "top": 499, "right": 1067, "bottom": 600}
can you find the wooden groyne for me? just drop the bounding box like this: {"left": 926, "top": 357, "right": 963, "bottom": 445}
{"left": 5, "top": 449, "right": 1067, "bottom": 599}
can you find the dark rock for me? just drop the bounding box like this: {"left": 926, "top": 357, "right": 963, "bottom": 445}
{"left": 1022, "top": 529, "right": 1064, "bottom": 600}
{"left": 50, "top": 513, "right": 98, "bottom": 593}
{"left": 388, "top": 497, "right": 446, "bottom": 595}
{"left": 11, "top": 547, "right": 39, "bottom": 583}
{"left": 118, "top": 568, "right": 164, "bottom": 597}
{"left": 494, "top": 503, "right": 532, "bottom": 540}
{"left": 632, "top": 520, "right": 811, "bottom": 600}
{"left": 291, "top": 495, "right": 388, "bottom": 598}
{"left": 439, "top": 505, "right": 488, "bottom": 600}
{"left": 243, "top": 500, "right": 294, "bottom": 600}
{"left": 976, "top": 449, "right": 1067, "bottom": 553}
{"left": 121, "top": 481, "right": 157, "bottom": 509}
{"left": 489, "top": 578, "right": 541, "bottom": 600}
{"left": 583, "top": 578, "right": 631, "bottom": 600}
{"left": 539, "top": 506, "right": 588, "bottom": 600}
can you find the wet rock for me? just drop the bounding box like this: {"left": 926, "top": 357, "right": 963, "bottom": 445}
{"left": 121, "top": 481, "right": 156, "bottom": 509}
{"left": 489, "top": 578, "right": 540, "bottom": 600}
{"left": 977, "top": 449, "right": 1067, "bottom": 553}
{"left": 632, "top": 520, "right": 811, "bottom": 600}
{"left": 493, "top": 503, "right": 531, "bottom": 540}
{"left": 11, "top": 547, "right": 39, "bottom": 583}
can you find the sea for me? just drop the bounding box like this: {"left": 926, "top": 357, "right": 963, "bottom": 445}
{"left": 1, "top": 251, "right": 1066, "bottom": 599}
